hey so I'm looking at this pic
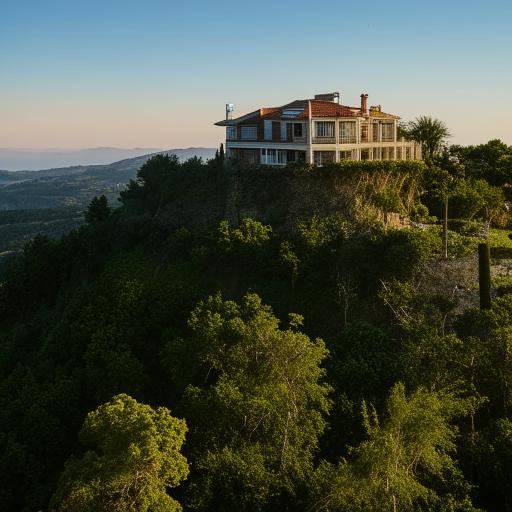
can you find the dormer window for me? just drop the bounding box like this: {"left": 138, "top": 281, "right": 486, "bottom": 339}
{"left": 282, "top": 109, "right": 304, "bottom": 118}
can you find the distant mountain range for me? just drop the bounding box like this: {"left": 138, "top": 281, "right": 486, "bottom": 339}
{"left": 0, "top": 147, "right": 182, "bottom": 171}
{"left": 0, "top": 147, "right": 217, "bottom": 210}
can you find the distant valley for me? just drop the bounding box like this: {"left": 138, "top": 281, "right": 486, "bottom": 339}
{"left": 0, "top": 147, "right": 216, "bottom": 257}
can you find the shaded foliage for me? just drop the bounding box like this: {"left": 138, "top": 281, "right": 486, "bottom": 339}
{"left": 1, "top": 151, "right": 512, "bottom": 511}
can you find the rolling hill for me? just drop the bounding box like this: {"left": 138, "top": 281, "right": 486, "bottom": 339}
{"left": 0, "top": 147, "right": 217, "bottom": 210}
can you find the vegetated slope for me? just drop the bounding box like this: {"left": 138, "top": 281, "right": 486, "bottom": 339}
{"left": 0, "top": 208, "right": 84, "bottom": 257}
{"left": 0, "top": 147, "right": 216, "bottom": 210}
{"left": 1, "top": 154, "right": 511, "bottom": 512}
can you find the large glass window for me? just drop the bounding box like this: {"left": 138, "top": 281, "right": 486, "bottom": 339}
{"left": 315, "top": 121, "right": 335, "bottom": 138}
{"left": 381, "top": 147, "right": 394, "bottom": 160}
{"left": 261, "top": 149, "right": 287, "bottom": 165}
{"left": 339, "top": 121, "right": 356, "bottom": 143}
{"left": 339, "top": 150, "right": 353, "bottom": 161}
{"left": 381, "top": 123, "right": 395, "bottom": 142}
{"left": 240, "top": 126, "right": 257, "bottom": 140}
{"left": 313, "top": 151, "right": 336, "bottom": 166}
{"left": 293, "top": 123, "right": 303, "bottom": 137}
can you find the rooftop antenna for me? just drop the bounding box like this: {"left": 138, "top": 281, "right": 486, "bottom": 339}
{"left": 226, "top": 103, "right": 235, "bottom": 121}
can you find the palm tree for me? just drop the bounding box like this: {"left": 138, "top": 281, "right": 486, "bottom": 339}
{"left": 406, "top": 116, "right": 451, "bottom": 165}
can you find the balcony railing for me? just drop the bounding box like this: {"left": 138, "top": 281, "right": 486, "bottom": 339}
{"left": 312, "top": 136, "right": 336, "bottom": 144}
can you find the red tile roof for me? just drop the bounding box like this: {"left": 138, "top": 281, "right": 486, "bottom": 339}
{"left": 215, "top": 98, "right": 400, "bottom": 125}
{"left": 260, "top": 100, "right": 359, "bottom": 120}
{"left": 310, "top": 100, "right": 359, "bottom": 118}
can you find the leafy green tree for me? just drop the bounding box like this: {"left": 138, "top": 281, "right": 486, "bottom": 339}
{"left": 450, "top": 139, "right": 512, "bottom": 186}
{"left": 296, "top": 214, "right": 351, "bottom": 250}
{"left": 406, "top": 116, "right": 451, "bottom": 165}
{"left": 85, "top": 195, "right": 111, "bottom": 224}
{"left": 179, "top": 292, "right": 331, "bottom": 511}
{"left": 316, "top": 383, "right": 477, "bottom": 511}
{"left": 217, "top": 218, "right": 272, "bottom": 249}
{"left": 50, "top": 394, "right": 189, "bottom": 512}
{"left": 120, "top": 154, "right": 181, "bottom": 214}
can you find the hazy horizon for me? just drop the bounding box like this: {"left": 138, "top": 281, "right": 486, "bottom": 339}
{"left": 0, "top": 146, "right": 217, "bottom": 171}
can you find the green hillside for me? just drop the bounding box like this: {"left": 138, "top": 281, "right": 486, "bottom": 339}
{"left": 2, "top": 145, "right": 512, "bottom": 511}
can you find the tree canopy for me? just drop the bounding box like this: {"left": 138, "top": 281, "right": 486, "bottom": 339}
{"left": 405, "top": 116, "right": 451, "bottom": 164}
{"left": 49, "top": 394, "right": 189, "bottom": 512}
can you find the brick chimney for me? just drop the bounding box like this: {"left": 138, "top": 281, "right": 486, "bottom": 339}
{"left": 360, "top": 93, "right": 368, "bottom": 115}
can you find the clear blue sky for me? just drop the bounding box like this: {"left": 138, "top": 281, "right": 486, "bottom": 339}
{"left": 1, "top": 0, "right": 511, "bottom": 148}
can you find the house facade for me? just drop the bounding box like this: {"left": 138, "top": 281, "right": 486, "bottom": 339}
{"left": 215, "top": 92, "right": 421, "bottom": 166}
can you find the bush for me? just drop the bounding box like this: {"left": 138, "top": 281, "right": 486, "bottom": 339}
{"left": 448, "top": 219, "right": 485, "bottom": 237}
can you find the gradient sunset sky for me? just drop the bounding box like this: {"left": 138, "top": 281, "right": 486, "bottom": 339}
{"left": 1, "top": 0, "right": 511, "bottom": 149}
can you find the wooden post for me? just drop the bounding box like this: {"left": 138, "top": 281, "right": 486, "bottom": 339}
{"left": 478, "top": 243, "right": 491, "bottom": 310}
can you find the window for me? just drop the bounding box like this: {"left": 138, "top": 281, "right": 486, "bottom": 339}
{"left": 405, "top": 147, "right": 412, "bottom": 160}
{"left": 381, "top": 147, "right": 394, "bottom": 160}
{"left": 280, "top": 122, "right": 287, "bottom": 141}
{"left": 240, "top": 126, "right": 257, "bottom": 140}
{"left": 293, "top": 123, "right": 303, "bottom": 137}
{"left": 282, "top": 108, "right": 304, "bottom": 118}
{"left": 373, "top": 147, "right": 380, "bottom": 160}
{"left": 263, "top": 120, "right": 272, "bottom": 141}
{"left": 360, "top": 122, "right": 369, "bottom": 142}
{"left": 396, "top": 147, "right": 402, "bottom": 160}
{"left": 361, "top": 149, "right": 370, "bottom": 161}
{"left": 339, "top": 150, "right": 352, "bottom": 161}
{"left": 313, "top": 151, "right": 335, "bottom": 166}
{"left": 381, "top": 123, "right": 394, "bottom": 142}
{"left": 315, "top": 121, "right": 335, "bottom": 138}
{"left": 240, "top": 149, "right": 258, "bottom": 164}
{"left": 372, "top": 123, "right": 380, "bottom": 142}
{"left": 340, "top": 121, "right": 356, "bottom": 143}
{"left": 261, "top": 149, "right": 287, "bottom": 165}
{"left": 226, "top": 126, "right": 236, "bottom": 140}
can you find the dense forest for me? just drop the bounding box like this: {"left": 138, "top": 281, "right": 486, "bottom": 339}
{"left": 2, "top": 136, "right": 512, "bottom": 511}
